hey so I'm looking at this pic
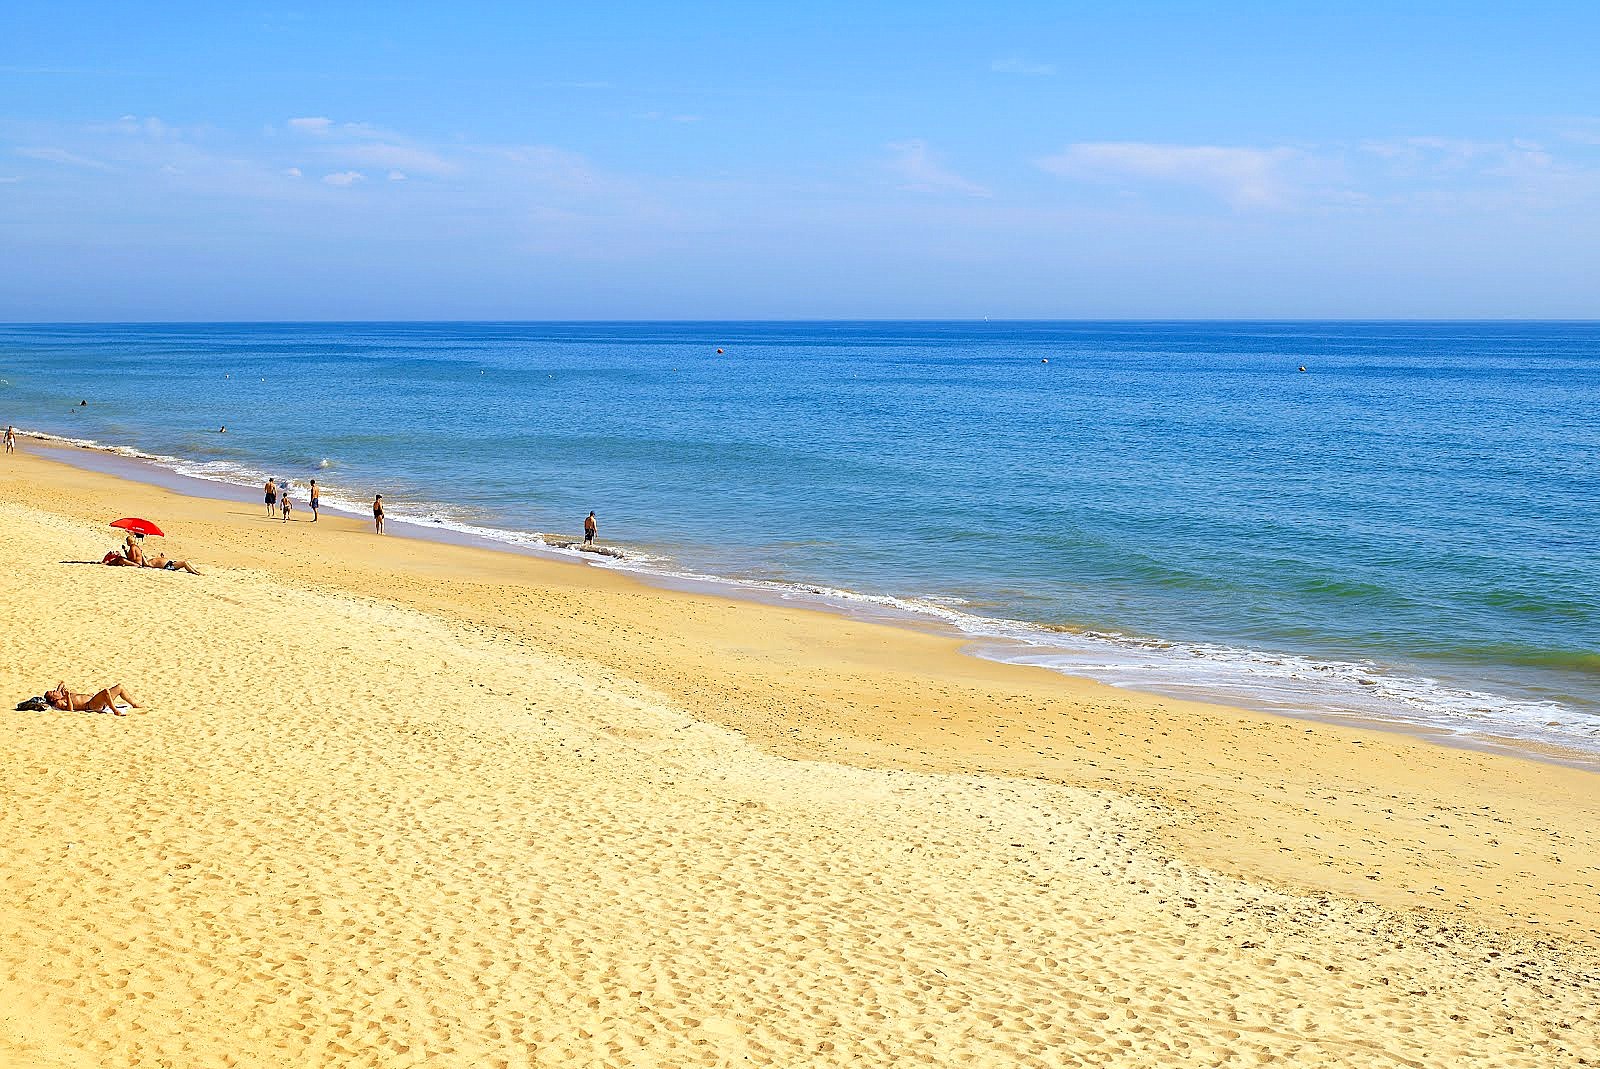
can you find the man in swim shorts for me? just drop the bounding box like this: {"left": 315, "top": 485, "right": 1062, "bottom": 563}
{"left": 265, "top": 478, "right": 277, "bottom": 517}
{"left": 584, "top": 511, "right": 597, "bottom": 543}
{"left": 309, "top": 479, "right": 320, "bottom": 522}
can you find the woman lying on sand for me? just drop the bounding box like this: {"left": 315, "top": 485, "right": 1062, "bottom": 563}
{"left": 144, "top": 552, "right": 201, "bottom": 574}
{"left": 44, "top": 681, "right": 143, "bottom": 716}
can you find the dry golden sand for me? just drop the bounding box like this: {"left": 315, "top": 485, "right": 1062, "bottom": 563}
{"left": 1, "top": 445, "right": 1597, "bottom": 1068}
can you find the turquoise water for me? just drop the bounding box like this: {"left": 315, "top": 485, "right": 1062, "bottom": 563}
{"left": 3, "top": 321, "right": 1597, "bottom": 754}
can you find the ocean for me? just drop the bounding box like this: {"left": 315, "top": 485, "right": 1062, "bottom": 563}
{"left": 3, "top": 321, "right": 1597, "bottom": 758}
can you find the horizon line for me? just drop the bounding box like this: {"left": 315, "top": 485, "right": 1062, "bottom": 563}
{"left": 5, "top": 317, "right": 1600, "bottom": 327}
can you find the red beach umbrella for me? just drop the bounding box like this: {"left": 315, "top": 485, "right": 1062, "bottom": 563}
{"left": 110, "top": 517, "right": 164, "bottom": 538}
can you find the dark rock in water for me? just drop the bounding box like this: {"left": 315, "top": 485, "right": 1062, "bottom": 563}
{"left": 540, "top": 535, "right": 626, "bottom": 559}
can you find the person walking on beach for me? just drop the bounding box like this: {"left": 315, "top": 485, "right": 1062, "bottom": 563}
{"left": 280, "top": 481, "right": 294, "bottom": 522}
{"left": 373, "top": 494, "right": 385, "bottom": 534}
{"left": 3, "top": 425, "right": 15, "bottom": 454}
{"left": 264, "top": 478, "right": 277, "bottom": 517}
{"left": 309, "top": 479, "right": 320, "bottom": 522}
{"left": 584, "top": 511, "right": 598, "bottom": 544}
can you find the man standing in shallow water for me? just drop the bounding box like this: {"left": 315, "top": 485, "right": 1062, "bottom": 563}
{"left": 584, "top": 511, "right": 597, "bottom": 544}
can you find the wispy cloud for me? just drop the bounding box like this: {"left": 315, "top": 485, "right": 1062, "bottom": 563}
{"left": 281, "top": 115, "right": 459, "bottom": 176}
{"left": 321, "top": 170, "right": 365, "bottom": 186}
{"left": 16, "top": 146, "right": 113, "bottom": 171}
{"left": 991, "top": 57, "right": 1055, "bottom": 76}
{"left": 886, "top": 139, "right": 990, "bottom": 198}
{"left": 1038, "top": 142, "right": 1302, "bottom": 208}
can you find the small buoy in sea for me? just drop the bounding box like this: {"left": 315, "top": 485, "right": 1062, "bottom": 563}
{"left": 79, "top": 400, "right": 87, "bottom": 406}
{"left": 716, "top": 348, "right": 724, "bottom": 354}
{"left": 218, "top": 426, "right": 226, "bottom": 433}
{"left": 1041, "top": 358, "right": 1049, "bottom": 364}
{"left": 1298, "top": 365, "right": 1307, "bottom": 372}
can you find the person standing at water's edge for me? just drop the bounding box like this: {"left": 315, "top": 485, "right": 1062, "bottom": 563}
{"left": 309, "top": 480, "right": 320, "bottom": 522}
{"left": 584, "top": 511, "right": 597, "bottom": 544}
{"left": 281, "top": 482, "right": 294, "bottom": 522}
{"left": 373, "top": 494, "right": 385, "bottom": 534}
{"left": 3, "top": 426, "right": 15, "bottom": 454}
{"left": 264, "top": 478, "right": 277, "bottom": 517}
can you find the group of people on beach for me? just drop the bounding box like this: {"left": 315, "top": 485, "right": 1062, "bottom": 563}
{"left": 263, "top": 476, "right": 598, "bottom": 544}
{"left": 265, "top": 477, "right": 322, "bottom": 523}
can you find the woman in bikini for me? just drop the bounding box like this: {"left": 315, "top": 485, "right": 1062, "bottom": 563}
{"left": 44, "top": 681, "right": 143, "bottom": 716}
{"left": 143, "top": 551, "right": 202, "bottom": 574}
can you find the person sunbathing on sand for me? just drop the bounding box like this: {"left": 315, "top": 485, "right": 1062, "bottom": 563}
{"left": 44, "top": 681, "right": 143, "bottom": 715}
{"left": 144, "top": 552, "right": 201, "bottom": 574}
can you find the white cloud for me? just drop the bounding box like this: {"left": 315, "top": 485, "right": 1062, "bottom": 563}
{"left": 885, "top": 139, "right": 990, "bottom": 198}
{"left": 991, "top": 57, "right": 1055, "bottom": 76}
{"left": 498, "top": 145, "right": 612, "bottom": 193}
{"left": 388, "top": 170, "right": 407, "bottom": 181}
{"left": 336, "top": 141, "right": 456, "bottom": 176}
{"left": 1557, "top": 118, "right": 1600, "bottom": 146}
{"left": 288, "top": 116, "right": 334, "bottom": 135}
{"left": 85, "top": 115, "right": 176, "bottom": 138}
{"left": 15, "top": 146, "right": 112, "bottom": 170}
{"left": 284, "top": 166, "right": 302, "bottom": 178}
{"left": 322, "top": 170, "right": 365, "bottom": 186}
{"left": 1038, "top": 142, "right": 1300, "bottom": 207}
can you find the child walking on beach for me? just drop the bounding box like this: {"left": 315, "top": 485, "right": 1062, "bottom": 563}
{"left": 281, "top": 482, "right": 294, "bottom": 522}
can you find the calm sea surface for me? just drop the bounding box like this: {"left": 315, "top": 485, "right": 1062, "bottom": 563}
{"left": 3, "top": 321, "right": 1597, "bottom": 755}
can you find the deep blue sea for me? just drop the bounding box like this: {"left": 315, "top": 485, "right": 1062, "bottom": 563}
{"left": 3, "top": 321, "right": 1597, "bottom": 757}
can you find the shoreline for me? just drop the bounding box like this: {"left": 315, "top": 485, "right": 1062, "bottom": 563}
{"left": 2, "top": 438, "right": 1597, "bottom": 1064}
{"left": 3, "top": 438, "right": 1598, "bottom": 932}
{"left": 19, "top": 427, "right": 1599, "bottom": 773}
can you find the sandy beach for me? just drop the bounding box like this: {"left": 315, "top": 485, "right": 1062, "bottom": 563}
{"left": 1, "top": 441, "right": 1596, "bottom": 1068}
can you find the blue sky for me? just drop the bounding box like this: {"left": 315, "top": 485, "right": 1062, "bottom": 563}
{"left": 3, "top": 2, "right": 1598, "bottom": 319}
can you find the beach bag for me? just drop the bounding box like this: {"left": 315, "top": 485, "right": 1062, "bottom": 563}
{"left": 16, "top": 697, "right": 49, "bottom": 711}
